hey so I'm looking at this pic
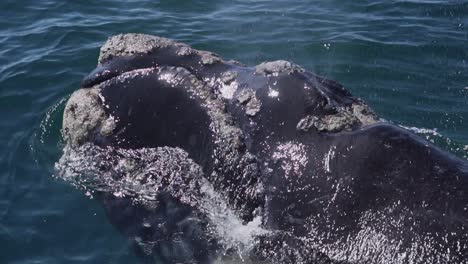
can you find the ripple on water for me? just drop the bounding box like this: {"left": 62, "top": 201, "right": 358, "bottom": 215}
{"left": 0, "top": 0, "right": 467, "bottom": 263}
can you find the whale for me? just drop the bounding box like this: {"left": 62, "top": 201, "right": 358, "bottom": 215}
{"left": 57, "top": 34, "right": 468, "bottom": 264}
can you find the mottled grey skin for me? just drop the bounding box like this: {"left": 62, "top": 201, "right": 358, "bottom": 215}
{"left": 62, "top": 34, "right": 468, "bottom": 264}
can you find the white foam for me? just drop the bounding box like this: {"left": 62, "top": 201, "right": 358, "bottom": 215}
{"left": 400, "top": 125, "right": 442, "bottom": 137}
{"left": 199, "top": 180, "right": 268, "bottom": 259}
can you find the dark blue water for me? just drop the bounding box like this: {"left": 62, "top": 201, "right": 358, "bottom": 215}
{"left": 1, "top": 0, "right": 467, "bottom": 263}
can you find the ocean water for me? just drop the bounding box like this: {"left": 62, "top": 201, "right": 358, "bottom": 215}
{"left": 0, "top": 0, "right": 467, "bottom": 263}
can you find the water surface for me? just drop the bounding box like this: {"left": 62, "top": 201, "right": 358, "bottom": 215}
{"left": 1, "top": 0, "right": 467, "bottom": 263}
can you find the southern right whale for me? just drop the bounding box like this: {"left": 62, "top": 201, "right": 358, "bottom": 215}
{"left": 56, "top": 34, "right": 468, "bottom": 264}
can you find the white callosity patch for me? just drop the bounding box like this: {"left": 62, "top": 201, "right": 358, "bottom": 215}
{"left": 62, "top": 68, "right": 161, "bottom": 148}
{"left": 99, "top": 34, "right": 161, "bottom": 64}
{"left": 272, "top": 141, "right": 308, "bottom": 178}
{"left": 296, "top": 103, "right": 378, "bottom": 133}
{"left": 201, "top": 72, "right": 239, "bottom": 100}
{"left": 255, "top": 60, "right": 304, "bottom": 76}
{"left": 237, "top": 89, "right": 262, "bottom": 117}
{"left": 99, "top": 115, "right": 116, "bottom": 136}
{"left": 62, "top": 87, "right": 108, "bottom": 147}
{"left": 297, "top": 111, "right": 360, "bottom": 133}
{"left": 295, "top": 88, "right": 378, "bottom": 133}
{"left": 98, "top": 34, "right": 180, "bottom": 64}
{"left": 199, "top": 50, "right": 222, "bottom": 65}
{"left": 98, "top": 33, "right": 222, "bottom": 67}
{"left": 219, "top": 80, "right": 239, "bottom": 100}
{"left": 176, "top": 45, "right": 193, "bottom": 56}
{"left": 218, "top": 71, "right": 239, "bottom": 100}
{"left": 351, "top": 102, "right": 378, "bottom": 126}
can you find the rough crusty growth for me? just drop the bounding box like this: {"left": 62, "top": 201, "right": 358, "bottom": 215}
{"left": 176, "top": 45, "right": 194, "bottom": 56}
{"left": 199, "top": 50, "right": 222, "bottom": 65}
{"left": 297, "top": 112, "right": 359, "bottom": 133}
{"left": 98, "top": 34, "right": 175, "bottom": 64}
{"left": 236, "top": 89, "right": 262, "bottom": 117}
{"left": 220, "top": 71, "right": 237, "bottom": 84}
{"left": 297, "top": 103, "right": 377, "bottom": 133}
{"left": 98, "top": 33, "right": 222, "bottom": 66}
{"left": 63, "top": 87, "right": 109, "bottom": 147}
{"left": 255, "top": 60, "right": 304, "bottom": 76}
{"left": 351, "top": 102, "right": 378, "bottom": 126}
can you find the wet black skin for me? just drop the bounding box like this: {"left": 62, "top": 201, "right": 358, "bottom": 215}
{"left": 81, "top": 47, "right": 468, "bottom": 263}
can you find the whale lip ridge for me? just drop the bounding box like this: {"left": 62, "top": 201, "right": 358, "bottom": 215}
{"left": 73, "top": 33, "right": 382, "bottom": 154}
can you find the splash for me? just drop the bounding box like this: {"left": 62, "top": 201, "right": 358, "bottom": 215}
{"left": 30, "top": 97, "right": 68, "bottom": 167}
{"left": 399, "top": 125, "right": 442, "bottom": 138}
{"left": 55, "top": 143, "right": 269, "bottom": 262}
